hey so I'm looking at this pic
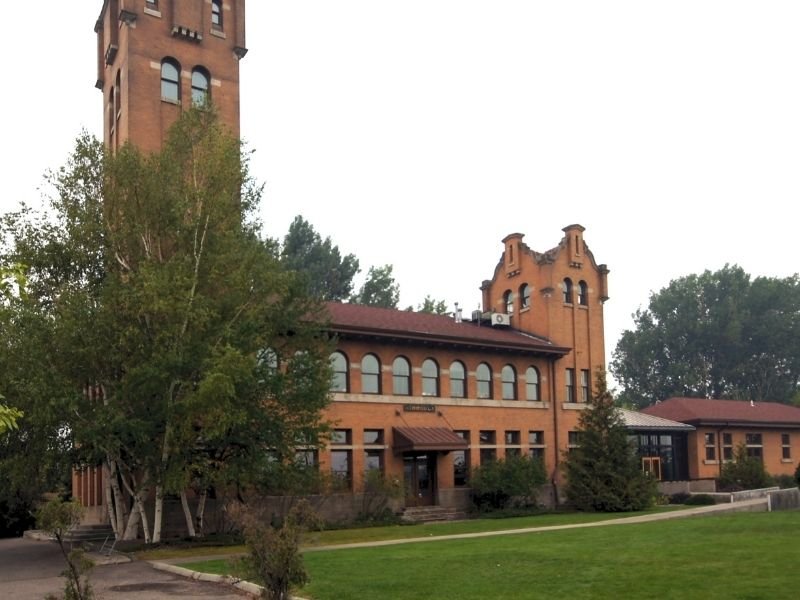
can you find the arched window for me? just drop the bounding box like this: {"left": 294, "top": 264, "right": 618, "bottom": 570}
{"left": 501, "top": 365, "right": 517, "bottom": 400}
{"left": 503, "top": 290, "right": 514, "bottom": 314}
{"left": 393, "top": 356, "right": 411, "bottom": 396}
{"left": 422, "top": 359, "right": 439, "bottom": 397}
{"left": 519, "top": 284, "right": 531, "bottom": 309}
{"left": 160, "top": 58, "right": 180, "bottom": 102}
{"left": 563, "top": 278, "right": 573, "bottom": 304}
{"left": 525, "top": 366, "right": 541, "bottom": 401}
{"left": 211, "top": 0, "right": 223, "bottom": 29}
{"left": 191, "top": 67, "right": 210, "bottom": 107}
{"left": 449, "top": 360, "right": 466, "bottom": 398}
{"left": 329, "top": 351, "right": 348, "bottom": 392}
{"left": 476, "top": 363, "right": 492, "bottom": 399}
{"left": 361, "top": 354, "right": 380, "bottom": 394}
{"left": 578, "top": 281, "right": 588, "bottom": 306}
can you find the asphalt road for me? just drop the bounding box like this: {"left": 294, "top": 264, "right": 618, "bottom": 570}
{"left": 0, "top": 537, "right": 250, "bottom": 599}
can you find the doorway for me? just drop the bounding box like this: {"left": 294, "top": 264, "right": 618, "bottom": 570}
{"left": 403, "top": 453, "right": 435, "bottom": 506}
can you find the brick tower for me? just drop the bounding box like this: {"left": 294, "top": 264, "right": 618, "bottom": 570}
{"left": 95, "top": 0, "right": 247, "bottom": 154}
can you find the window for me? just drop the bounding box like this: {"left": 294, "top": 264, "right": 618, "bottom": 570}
{"left": 364, "top": 450, "right": 383, "bottom": 472}
{"left": 329, "top": 351, "right": 348, "bottom": 392}
{"left": 746, "top": 433, "right": 763, "bottom": 461}
{"left": 476, "top": 363, "right": 492, "bottom": 399}
{"left": 705, "top": 433, "right": 720, "bottom": 461}
{"left": 504, "top": 290, "right": 514, "bottom": 314}
{"left": 294, "top": 449, "right": 318, "bottom": 468}
{"left": 505, "top": 430, "right": 520, "bottom": 445}
{"left": 578, "top": 281, "right": 588, "bottom": 306}
{"left": 392, "top": 356, "right": 411, "bottom": 395}
{"left": 361, "top": 354, "right": 380, "bottom": 394}
{"left": 479, "top": 430, "right": 496, "bottom": 445}
{"left": 453, "top": 449, "right": 469, "bottom": 486}
{"left": 449, "top": 361, "right": 466, "bottom": 398}
{"left": 519, "top": 284, "right": 531, "bottom": 309}
{"left": 422, "top": 359, "right": 439, "bottom": 397}
{"left": 568, "top": 431, "right": 581, "bottom": 452}
{"left": 331, "top": 429, "right": 351, "bottom": 445}
{"left": 160, "top": 58, "right": 180, "bottom": 102}
{"left": 525, "top": 367, "right": 540, "bottom": 401}
{"left": 580, "top": 369, "right": 590, "bottom": 403}
{"left": 781, "top": 434, "right": 791, "bottom": 460}
{"left": 562, "top": 278, "right": 573, "bottom": 304}
{"left": 330, "top": 450, "right": 352, "bottom": 489}
{"left": 211, "top": 0, "right": 223, "bottom": 29}
{"left": 565, "top": 368, "right": 575, "bottom": 403}
{"left": 722, "top": 433, "right": 733, "bottom": 461}
{"left": 191, "top": 67, "right": 210, "bottom": 107}
{"left": 529, "top": 431, "right": 545, "bottom": 460}
{"left": 363, "top": 429, "right": 383, "bottom": 445}
{"left": 479, "top": 430, "right": 496, "bottom": 463}
{"left": 501, "top": 365, "right": 517, "bottom": 400}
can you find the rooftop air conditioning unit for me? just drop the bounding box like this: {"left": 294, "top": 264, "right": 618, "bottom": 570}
{"left": 491, "top": 313, "right": 511, "bottom": 327}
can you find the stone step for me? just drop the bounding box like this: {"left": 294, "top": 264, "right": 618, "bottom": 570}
{"left": 401, "top": 506, "right": 468, "bottom": 523}
{"left": 62, "top": 525, "right": 115, "bottom": 543}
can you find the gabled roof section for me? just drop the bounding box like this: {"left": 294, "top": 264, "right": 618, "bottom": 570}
{"left": 620, "top": 408, "right": 695, "bottom": 431}
{"left": 324, "top": 302, "right": 570, "bottom": 356}
{"left": 642, "top": 397, "right": 800, "bottom": 429}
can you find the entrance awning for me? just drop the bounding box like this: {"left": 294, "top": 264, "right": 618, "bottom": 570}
{"left": 393, "top": 427, "right": 468, "bottom": 454}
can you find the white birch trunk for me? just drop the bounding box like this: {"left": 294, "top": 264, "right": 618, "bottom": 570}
{"left": 122, "top": 503, "right": 141, "bottom": 541}
{"left": 107, "top": 458, "right": 128, "bottom": 537}
{"left": 195, "top": 490, "right": 207, "bottom": 537}
{"left": 102, "top": 462, "right": 118, "bottom": 538}
{"left": 180, "top": 491, "right": 197, "bottom": 538}
{"left": 152, "top": 485, "right": 164, "bottom": 544}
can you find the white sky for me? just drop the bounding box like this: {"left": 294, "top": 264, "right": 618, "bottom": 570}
{"left": 2, "top": 2, "right": 799, "bottom": 375}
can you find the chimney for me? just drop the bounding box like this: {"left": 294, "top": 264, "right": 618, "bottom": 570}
{"left": 454, "top": 302, "right": 462, "bottom": 323}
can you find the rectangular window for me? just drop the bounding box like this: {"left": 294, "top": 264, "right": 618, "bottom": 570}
{"left": 506, "top": 447, "right": 521, "bottom": 458}
{"left": 504, "top": 430, "right": 520, "bottom": 445}
{"left": 363, "top": 429, "right": 383, "bottom": 445}
{"left": 479, "top": 448, "right": 497, "bottom": 464}
{"left": 453, "top": 450, "right": 469, "bottom": 486}
{"left": 704, "top": 432, "right": 716, "bottom": 461}
{"left": 745, "top": 433, "right": 763, "bottom": 461}
{"left": 565, "top": 368, "right": 575, "bottom": 403}
{"left": 529, "top": 447, "right": 545, "bottom": 460}
{"left": 294, "top": 449, "right": 318, "bottom": 468}
{"left": 580, "top": 369, "right": 590, "bottom": 402}
{"left": 528, "top": 431, "right": 544, "bottom": 445}
{"left": 455, "top": 430, "right": 470, "bottom": 442}
{"left": 568, "top": 431, "right": 581, "bottom": 448}
{"left": 364, "top": 450, "right": 383, "bottom": 472}
{"left": 331, "top": 429, "right": 351, "bottom": 445}
{"left": 479, "top": 430, "right": 496, "bottom": 445}
{"left": 330, "top": 450, "right": 352, "bottom": 488}
{"left": 722, "top": 433, "right": 733, "bottom": 461}
{"left": 782, "top": 434, "right": 791, "bottom": 460}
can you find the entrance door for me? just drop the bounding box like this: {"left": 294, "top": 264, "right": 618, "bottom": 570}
{"left": 403, "top": 454, "right": 435, "bottom": 506}
{"left": 642, "top": 456, "right": 662, "bottom": 480}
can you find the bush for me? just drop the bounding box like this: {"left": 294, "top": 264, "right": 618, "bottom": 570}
{"left": 668, "top": 492, "right": 691, "bottom": 505}
{"left": 773, "top": 474, "right": 797, "bottom": 489}
{"left": 795, "top": 463, "right": 800, "bottom": 487}
{"left": 470, "top": 455, "right": 546, "bottom": 512}
{"left": 358, "top": 469, "right": 403, "bottom": 523}
{"left": 684, "top": 494, "right": 717, "bottom": 506}
{"left": 718, "top": 444, "right": 773, "bottom": 491}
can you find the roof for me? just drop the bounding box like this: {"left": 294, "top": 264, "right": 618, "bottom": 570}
{"left": 641, "top": 397, "right": 800, "bottom": 429}
{"left": 392, "top": 427, "right": 469, "bottom": 453}
{"left": 619, "top": 408, "right": 695, "bottom": 431}
{"left": 324, "top": 302, "right": 570, "bottom": 357}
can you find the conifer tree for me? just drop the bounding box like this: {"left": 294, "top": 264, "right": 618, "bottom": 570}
{"left": 563, "top": 371, "right": 656, "bottom": 511}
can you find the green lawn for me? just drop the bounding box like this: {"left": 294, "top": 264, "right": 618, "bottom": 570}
{"left": 182, "top": 511, "right": 800, "bottom": 599}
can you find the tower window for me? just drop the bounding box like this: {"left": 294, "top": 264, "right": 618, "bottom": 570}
{"left": 191, "top": 67, "right": 210, "bottom": 107}
{"left": 562, "top": 278, "right": 573, "bottom": 304}
{"left": 211, "top": 0, "right": 223, "bottom": 29}
{"left": 519, "top": 284, "right": 531, "bottom": 309}
{"left": 578, "top": 281, "right": 588, "bottom": 306}
{"left": 503, "top": 290, "right": 513, "bottom": 315}
{"left": 161, "top": 58, "right": 180, "bottom": 102}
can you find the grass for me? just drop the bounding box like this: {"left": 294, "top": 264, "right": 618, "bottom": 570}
{"left": 181, "top": 511, "right": 800, "bottom": 599}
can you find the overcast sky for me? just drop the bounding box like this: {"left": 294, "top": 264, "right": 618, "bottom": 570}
{"left": 2, "top": 1, "right": 799, "bottom": 376}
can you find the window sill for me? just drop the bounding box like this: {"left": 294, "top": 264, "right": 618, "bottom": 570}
{"left": 161, "top": 97, "right": 180, "bottom": 105}
{"left": 562, "top": 402, "right": 587, "bottom": 411}
{"left": 209, "top": 28, "right": 226, "bottom": 39}
{"left": 144, "top": 7, "right": 162, "bottom": 18}
{"left": 703, "top": 459, "right": 719, "bottom": 465}
{"left": 781, "top": 458, "right": 793, "bottom": 463}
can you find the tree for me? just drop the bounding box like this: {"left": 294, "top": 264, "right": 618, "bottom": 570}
{"left": 280, "top": 216, "right": 360, "bottom": 301}
{"left": 611, "top": 265, "right": 800, "bottom": 408}
{"left": 0, "top": 109, "right": 332, "bottom": 543}
{"left": 351, "top": 264, "right": 400, "bottom": 308}
{"left": 470, "top": 454, "right": 546, "bottom": 511}
{"left": 718, "top": 443, "right": 772, "bottom": 492}
{"left": 0, "top": 400, "right": 22, "bottom": 435}
{"left": 410, "top": 295, "right": 449, "bottom": 315}
{"left": 563, "top": 371, "right": 656, "bottom": 512}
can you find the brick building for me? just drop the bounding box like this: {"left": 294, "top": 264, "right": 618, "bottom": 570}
{"left": 319, "top": 225, "right": 610, "bottom": 511}
{"left": 642, "top": 398, "right": 800, "bottom": 483}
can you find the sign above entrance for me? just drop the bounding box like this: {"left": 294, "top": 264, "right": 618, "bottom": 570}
{"left": 403, "top": 404, "right": 436, "bottom": 413}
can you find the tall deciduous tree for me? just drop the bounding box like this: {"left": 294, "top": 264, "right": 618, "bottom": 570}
{"left": 563, "top": 372, "right": 656, "bottom": 512}
{"left": 281, "top": 216, "right": 360, "bottom": 302}
{"left": 0, "top": 109, "right": 332, "bottom": 543}
{"left": 411, "top": 296, "right": 449, "bottom": 315}
{"left": 612, "top": 265, "right": 800, "bottom": 408}
{"left": 351, "top": 264, "right": 400, "bottom": 308}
